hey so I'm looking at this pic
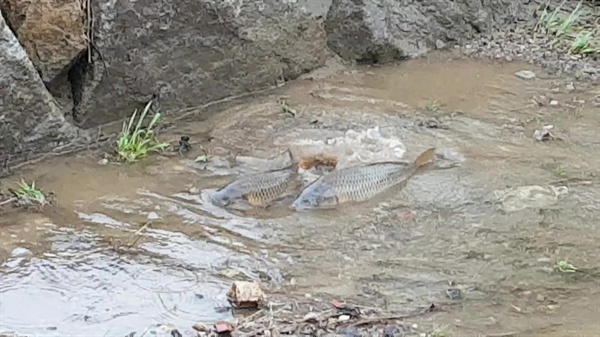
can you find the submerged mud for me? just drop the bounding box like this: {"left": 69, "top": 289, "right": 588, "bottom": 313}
{"left": 1, "top": 53, "right": 599, "bottom": 336}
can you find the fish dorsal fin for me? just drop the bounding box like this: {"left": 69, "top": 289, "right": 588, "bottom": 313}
{"left": 364, "top": 160, "right": 407, "bottom": 167}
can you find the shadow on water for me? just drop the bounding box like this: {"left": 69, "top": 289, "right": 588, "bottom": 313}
{"left": 1, "top": 52, "right": 599, "bottom": 336}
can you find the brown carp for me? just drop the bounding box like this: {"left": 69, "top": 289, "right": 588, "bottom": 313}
{"left": 210, "top": 151, "right": 302, "bottom": 208}
{"left": 290, "top": 147, "right": 436, "bottom": 211}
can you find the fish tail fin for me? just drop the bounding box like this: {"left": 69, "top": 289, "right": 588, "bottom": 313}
{"left": 413, "top": 147, "right": 436, "bottom": 168}
{"left": 285, "top": 148, "right": 300, "bottom": 172}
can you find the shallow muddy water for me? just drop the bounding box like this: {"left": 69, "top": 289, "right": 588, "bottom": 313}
{"left": 1, "top": 53, "right": 599, "bottom": 336}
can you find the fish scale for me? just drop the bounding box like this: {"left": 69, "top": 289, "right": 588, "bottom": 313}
{"left": 291, "top": 148, "right": 436, "bottom": 211}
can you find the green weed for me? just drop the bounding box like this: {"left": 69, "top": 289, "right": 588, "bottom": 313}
{"left": 535, "top": 1, "right": 598, "bottom": 55}
{"left": 9, "top": 179, "right": 51, "bottom": 208}
{"left": 557, "top": 2, "right": 582, "bottom": 37}
{"left": 429, "top": 326, "right": 450, "bottom": 337}
{"left": 570, "top": 29, "right": 598, "bottom": 54}
{"left": 425, "top": 100, "right": 441, "bottom": 113}
{"left": 554, "top": 165, "right": 567, "bottom": 177}
{"left": 556, "top": 260, "right": 578, "bottom": 273}
{"left": 116, "top": 101, "right": 170, "bottom": 163}
{"left": 536, "top": 0, "right": 581, "bottom": 37}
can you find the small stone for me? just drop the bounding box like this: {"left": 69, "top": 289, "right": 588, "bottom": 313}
{"left": 536, "top": 294, "right": 546, "bottom": 302}
{"left": 193, "top": 323, "right": 209, "bottom": 332}
{"left": 189, "top": 187, "right": 200, "bottom": 194}
{"left": 435, "top": 39, "right": 447, "bottom": 49}
{"left": 549, "top": 100, "right": 559, "bottom": 106}
{"left": 514, "top": 70, "right": 536, "bottom": 80}
{"left": 565, "top": 83, "right": 575, "bottom": 91}
{"left": 11, "top": 247, "right": 32, "bottom": 258}
{"left": 98, "top": 158, "right": 109, "bottom": 165}
{"left": 147, "top": 212, "right": 160, "bottom": 220}
{"left": 338, "top": 314, "right": 351, "bottom": 321}
{"left": 445, "top": 288, "right": 463, "bottom": 300}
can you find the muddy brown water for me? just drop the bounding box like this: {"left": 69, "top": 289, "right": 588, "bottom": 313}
{"left": 1, "top": 53, "right": 599, "bottom": 336}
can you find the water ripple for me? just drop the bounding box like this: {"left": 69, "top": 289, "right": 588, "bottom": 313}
{"left": 0, "top": 228, "right": 233, "bottom": 336}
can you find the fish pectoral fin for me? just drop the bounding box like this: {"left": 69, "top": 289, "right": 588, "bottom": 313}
{"left": 414, "top": 147, "right": 436, "bottom": 167}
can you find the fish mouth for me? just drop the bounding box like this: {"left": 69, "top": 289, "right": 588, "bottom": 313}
{"left": 209, "top": 191, "right": 230, "bottom": 207}
{"left": 289, "top": 200, "right": 308, "bottom": 212}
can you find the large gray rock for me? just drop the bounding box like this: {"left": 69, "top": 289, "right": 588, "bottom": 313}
{"left": 72, "top": 0, "right": 331, "bottom": 127}
{"left": 325, "top": 0, "right": 524, "bottom": 62}
{"left": 0, "top": 12, "right": 80, "bottom": 157}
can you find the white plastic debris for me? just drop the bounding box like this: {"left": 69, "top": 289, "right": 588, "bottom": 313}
{"left": 533, "top": 125, "right": 555, "bottom": 141}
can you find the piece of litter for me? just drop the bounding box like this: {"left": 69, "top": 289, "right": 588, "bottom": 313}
{"left": 331, "top": 299, "right": 345, "bottom": 309}
{"left": 533, "top": 125, "right": 555, "bottom": 141}
{"left": 226, "top": 281, "right": 266, "bottom": 308}
{"left": 215, "top": 321, "right": 235, "bottom": 333}
{"left": 338, "top": 315, "right": 351, "bottom": 322}
{"left": 194, "top": 155, "right": 209, "bottom": 163}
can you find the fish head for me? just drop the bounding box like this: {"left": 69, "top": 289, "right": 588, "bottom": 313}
{"left": 210, "top": 187, "right": 242, "bottom": 207}
{"left": 290, "top": 182, "right": 337, "bottom": 211}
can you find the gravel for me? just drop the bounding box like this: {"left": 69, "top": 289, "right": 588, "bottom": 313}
{"left": 458, "top": 1, "right": 599, "bottom": 81}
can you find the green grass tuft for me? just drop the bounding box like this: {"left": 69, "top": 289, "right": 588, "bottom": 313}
{"left": 535, "top": 0, "right": 599, "bottom": 55}
{"left": 116, "top": 101, "right": 170, "bottom": 163}
{"left": 11, "top": 179, "right": 50, "bottom": 208}
{"left": 570, "top": 29, "right": 598, "bottom": 54}
{"left": 556, "top": 260, "right": 578, "bottom": 273}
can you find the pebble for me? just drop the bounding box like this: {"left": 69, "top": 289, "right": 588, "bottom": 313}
{"left": 97, "top": 158, "right": 109, "bottom": 165}
{"left": 147, "top": 212, "right": 160, "bottom": 220}
{"left": 445, "top": 288, "right": 463, "bottom": 300}
{"left": 565, "top": 83, "right": 575, "bottom": 91}
{"left": 514, "top": 70, "right": 536, "bottom": 80}
{"left": 460, "top": 2, "right": 599, "bottom": 82}
{"left": 11, "top": 247, "right": 32, "bottom": 258}
{"left": 435, "top": 39, "right": 446, "bottom": 49}
{"left": 338, "top": 314, "right": 351, "bottom": 321}
{"left": 549, "top": 100, "right": 559, "bottom": 106}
